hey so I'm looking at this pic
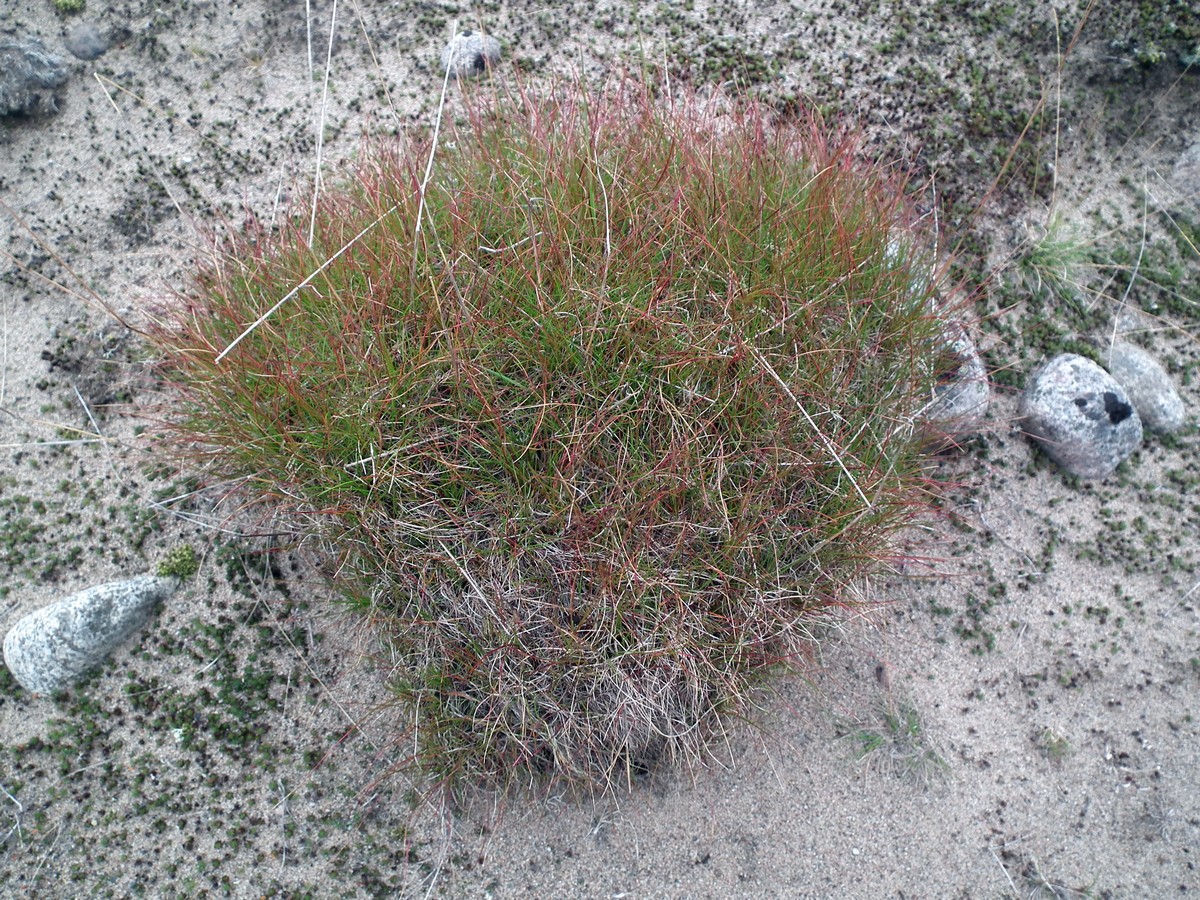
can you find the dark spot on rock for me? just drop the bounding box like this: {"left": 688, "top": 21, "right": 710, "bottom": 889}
{"left": 472, "top": 52, "right": 487, "bottom": 73}
{"left": 1103, "top": 391, "right": 1132, "bottom": 424}
{"left": 1074, "top": 397, "right": 1088, "bottom": 408}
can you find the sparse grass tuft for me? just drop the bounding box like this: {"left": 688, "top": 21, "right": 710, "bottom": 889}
{"left": 838, "top": 696, "right": 947, "bottom": 789}
{"left": 1035, "top": 727, "right": 1071, "bottom": 763}
{"left": 1014, "top": 212, "right": 1095, "bottom": 311}
{"left": 146, "top": 77, "right": 957, "bottom": 791}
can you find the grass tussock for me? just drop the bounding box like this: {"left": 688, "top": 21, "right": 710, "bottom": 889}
{"left": 148, "top": 77, "right": 955, "bottom": 791}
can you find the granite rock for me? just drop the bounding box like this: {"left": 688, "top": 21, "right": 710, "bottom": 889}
{"left": 1106, "top": 341, "right": 1186, "bottom": 434}
{"left": 440, "top": 30, "right": 501, "bottom": 79}
{"left": 2, "top": 575, "right": 179, "bottom": 694}
{"left": 0, "top": 37, "right": 69, "bottom": 116}
{"left": 1020, "top": 353, "right": 1143, "bottom": 479}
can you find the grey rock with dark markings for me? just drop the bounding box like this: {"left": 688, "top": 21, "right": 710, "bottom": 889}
{"left": 440, "top": 30, "right": 501, "bottom": 78}
{"left": 1020, "top": 353, "right": 1143, "bottom": 479}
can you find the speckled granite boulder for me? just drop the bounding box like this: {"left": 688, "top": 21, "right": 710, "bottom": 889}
{"left": 2, "top": 575, "right": 179, "bottom": 694}
{"left": 0, "top": 37, "right": 69, "bottom": 116}
{"left": 440, "top": 30, "right": 501, "bottom": 78}
{"left": 1106, "top": 342, "right": 1186, "bottom": 434}
{"left": 1020, "top": 353, "right": 1143, "bottom": 479}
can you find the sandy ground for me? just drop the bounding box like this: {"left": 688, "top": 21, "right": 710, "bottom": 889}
{"left": 1, "top": 1, "right": 1198, "bottom": 897}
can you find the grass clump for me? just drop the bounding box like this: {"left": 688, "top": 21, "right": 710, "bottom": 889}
{"left": 837, "top": 697, "right": 948, "bottom": 790}
{"left": 1013, "top": 212, "right": 1095, "bottom": 311}
{"left": 148, "top": 78, "right": 956, "bottom": 791}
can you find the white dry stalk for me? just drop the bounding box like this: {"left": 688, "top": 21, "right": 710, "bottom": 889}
{"left": 268, "top": 164, "right": 287, "bottom": 234}
{"left": 478, "top": 232, "right": 546, "bottom": 254}
{"left": 1048, "top": 9, "right": 1063, "bottom": 204}
{"left": 71, "top": 381, "right": 121, "bottom": 481}
{"left": 220, "top": 17, "right": 455, "bottom": 362}
{"left": 0, "top": 782, "right": 23, "bottom": 846}
{"left": 0, "top": 293, "right": 7, "bottom": 408}
{"left": 63, "top": 760, "right": 110, "bottom": 778}
{"left": 308, "top": 0, "right": 340, "bottom": 247}
{"left": 346, "top": 0, "right": 404, "bottom": 133}
{"left": 264, "top": 590, "right": 393, "bottom": 812}
{"left": 304, "top": 0, "right": 313, "bottom": 81}
{"left": 989, "top": 844, "right": 1023, "bottom": 896}
{"left": 144, "top": 500, "right": 280, "bottom": 536}
{"left": 93, "top": 75, "right": 189, "bottom": 226}
{"left": 276, "top": 777, "right": 290, "bottom": 874}
{"left": 0, "top": 198, "right": 130, "bottom": 322}
{"left": 215, "top": 206, "right": 397, "bottom": 362}
{"left": 29, "top": 821, "right": 65, "bottom": 885}
{"left": 412, "top": 22, "right": 458, "bottom": 261}
{"left": 742, "top": 343, "right": 871, "bottom": 507}
{"left": 1110, "top": 184, "right": 1150, "bottom": 356}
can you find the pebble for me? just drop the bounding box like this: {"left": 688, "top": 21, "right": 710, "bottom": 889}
{"left": 1106, "top": 341, "right": 1186, "bottom": 434}
{"left": 64, "top": 23, "right": 109, "bottom": 61}
{"left": 0, "top": 37, "right": 69, "bottom": 116}
{"left": 884, "top": 239, "right": 990, "bottom": 438}
{"left": 923, "top": 319, "right": 990, "bottom": 436}
{"left": 1019, "top": 353, "right": 1143, "bottom": 479}
{"left": 440, "top": 30, "right": 501, "bottom": 79}
{"left": 2, "top": 575, "right": 179, "bottom": 695}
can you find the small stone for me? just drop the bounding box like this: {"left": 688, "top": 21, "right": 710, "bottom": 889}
{"left": 440, "top": 30, "right": 501, "bottom": 79}
{"left": 0, "top": 37, "right": 69, "bottom": 117}
{"left": 883, "top": 237, "right": 990, "bottom": 438}
{"left": 1019, "top": 353, "right": 1143, "bottom": 479}
{"left": 923, "top": 319, "right": 990, "bottom": 436}
{"left": 1106, "top": 342, "right": 1186, "bottom": 434}
{"left": 2, "top": 575, "right": 179, "bottom": 695}
{"left": 63, "top": 23, "right": 109, "bottom": 61}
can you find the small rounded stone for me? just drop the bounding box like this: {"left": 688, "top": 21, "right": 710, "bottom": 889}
{"left": 1019, "top": 353, "right": 1143, "bottom": 479}
{"left": 440, "top": 31, "right": 501, "bottom": 79}
{"left": 64, "top": 23, "right": 109, "bottom": 61}
{"left": 1106, "top": 342, "right": 1186, "bottom": 434}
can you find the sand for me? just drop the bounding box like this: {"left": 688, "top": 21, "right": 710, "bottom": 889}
{"left": 1, "top": 1, "right": 1197, "bottom": 897}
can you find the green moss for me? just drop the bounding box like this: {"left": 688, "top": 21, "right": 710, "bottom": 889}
{"left": 52, "top": 0, "right": 85, "bottom": 13}
{"left": 156, "top": 545, "right": 199, "bottom": 580}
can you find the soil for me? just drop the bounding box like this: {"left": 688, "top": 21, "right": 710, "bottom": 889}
{"left": 1, "top": 1, "right": 1198, "bottom": 897}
